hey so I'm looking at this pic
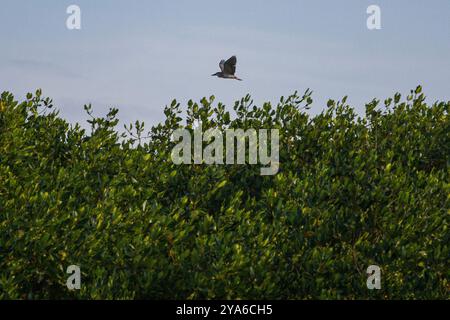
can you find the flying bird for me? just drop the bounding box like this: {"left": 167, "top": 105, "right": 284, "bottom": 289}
{"left": 212, "top": 56, "right": 242, "bottom": 81}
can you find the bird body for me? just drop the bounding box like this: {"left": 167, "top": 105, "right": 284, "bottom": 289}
{"left": 212, "top": 56, "right": 242, "bottom": 81}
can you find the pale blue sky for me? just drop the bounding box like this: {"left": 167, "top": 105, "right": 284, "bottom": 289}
{"left": 1, "top": 0, "right": 449, "bottom": 127}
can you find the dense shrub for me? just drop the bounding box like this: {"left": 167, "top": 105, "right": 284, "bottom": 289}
{"left": 0, "top": 87, "right": 448, "bottom": 299}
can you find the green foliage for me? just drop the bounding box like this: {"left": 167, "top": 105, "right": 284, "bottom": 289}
{"left": 0, "top": 87, "right": 448, "bottom": 299}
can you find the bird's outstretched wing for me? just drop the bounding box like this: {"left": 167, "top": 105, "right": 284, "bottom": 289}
{"left": 223, "top": 56, "right": 237, "bottom": 75}
{"left": 219, "top": 60, "right": 225, "bottom": 72}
